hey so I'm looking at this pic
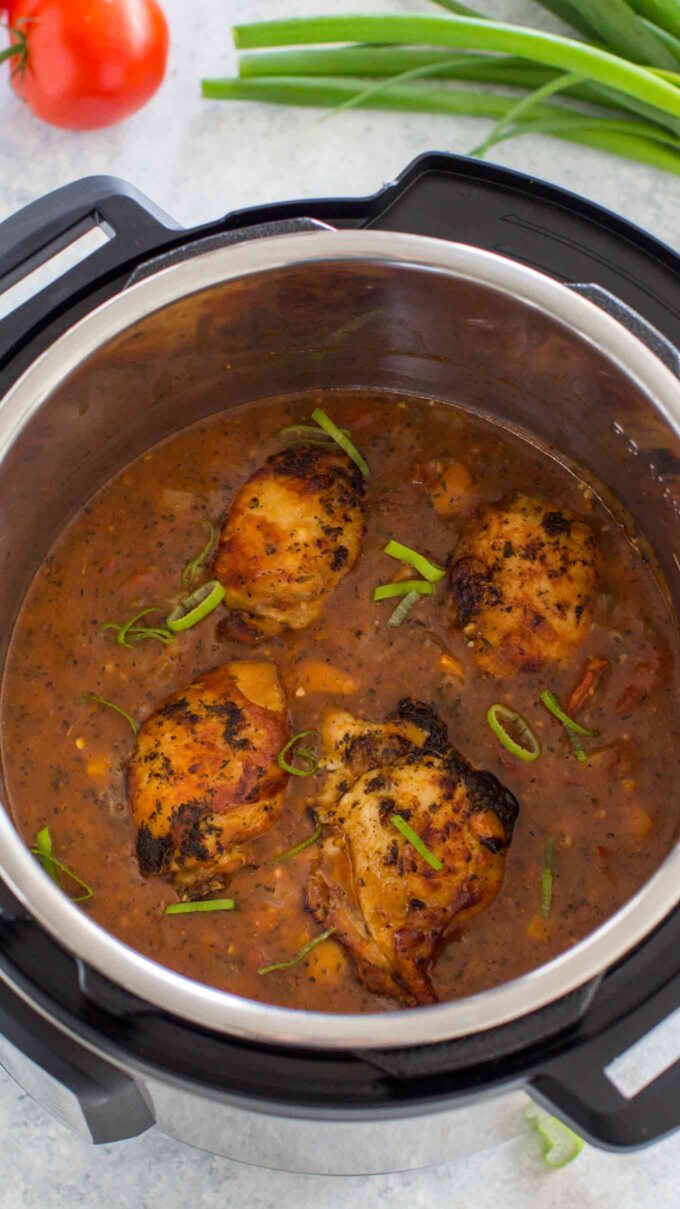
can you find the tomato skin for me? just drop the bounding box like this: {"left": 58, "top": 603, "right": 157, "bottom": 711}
{"left": 9, "top": 0, "right": 169, "bottom": 130}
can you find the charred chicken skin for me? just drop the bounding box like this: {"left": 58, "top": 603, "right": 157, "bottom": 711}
{"left": 129, "top": 661, "right": 288, "bottom": 892}
{"left": 214, "top": 443, "right": 364, "bottom": 643}
{"left": 306, "top": 700, "right": 519, "bottom": 1006}
{"left": 448, "top": 492, "right": 598, "bottom": 679}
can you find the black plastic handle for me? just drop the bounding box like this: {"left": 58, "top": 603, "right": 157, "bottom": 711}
{"left": 0, "top": 176, "right": 180, "bottom": 365}
{"left": 529, "top": 967, "right": 680, "bottom": 1150}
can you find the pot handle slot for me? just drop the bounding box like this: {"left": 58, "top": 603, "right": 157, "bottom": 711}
{"left": 0, "top": 976, "right": 154, "bottom": 1143}
{"left": 0, "top": 176, "right": 180, "bottom": 364}
{"left": 568, "top": 283, "right": 680, "bottom": 379}
{"left": 528, "top": 967, "right": 680, "bottom": 1150}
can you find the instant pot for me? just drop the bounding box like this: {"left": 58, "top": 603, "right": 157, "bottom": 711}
{"left": 0, "top": 154, "right": 679, "bottom": 1174}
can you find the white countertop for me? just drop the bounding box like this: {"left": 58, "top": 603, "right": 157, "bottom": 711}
{"left": 1, "top": 1, "right": 679, "bottom": 1205}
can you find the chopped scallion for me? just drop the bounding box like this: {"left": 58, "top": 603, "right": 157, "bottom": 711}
{"left": 164, "top": 898, "right": 235, "bottom": 914}
{"left": 30, "top": 827, "right": 93, "bottom": 902}
{"left": 373, "top": 579, "right": 434, "bottom": 601}
{"left": 540, "top": 689, "right": 598, "bottom": 762}
{"left": 384, "top": 539, "right": 445, "bottom": 583}
{"left": 101, "top": 607, "right": 174, "bottom": 647}
{"left": 487, "top": 703, "right": 542, "bottom": 762}
{"left": 310, "top": 408, "right": 369, "bottom": 477}
{"left": 391, "top": 814, "right": 443, "bottom": 871}
{"left": 166, "top": 580, "right": 225, "bottom": 632}
{"left": 541, "top": 835, "right": 554, "bottom": 919}
{"left": 267, "top": 823, "right": 323, "bottom": 864}
{"left": 525, "top": 1104, "right": 584, "bottom": 1167}
{"left": 181, "top": 520, "right": 217, "bottom": 589}
{"left": 81, "top": 692, "right": 138, "bottom": 734}
{"left": 387, "top": 589, "right": 422, "bottom": 627}
{"left": 258, "top": 927, "right": 336, "bottom": 974}
{"left": 277, "top": 729, "right": 320, "bottom": 777}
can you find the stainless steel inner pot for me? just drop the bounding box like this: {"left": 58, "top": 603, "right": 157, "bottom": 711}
{"left": 0, "top": 230, "right": 679, "bottom": 1050}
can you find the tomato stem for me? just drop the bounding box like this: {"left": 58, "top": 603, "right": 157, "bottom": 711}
{"left": 1, "top": 25, "right": 30, "bottom": 76}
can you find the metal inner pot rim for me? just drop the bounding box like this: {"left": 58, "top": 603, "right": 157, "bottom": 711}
{"left": 0, "top": 229, "right": 679, "bottom": 1050}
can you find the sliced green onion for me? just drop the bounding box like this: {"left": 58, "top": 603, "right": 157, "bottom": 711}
{"left": 81, "top": 692, "right": 138, "bottom": 734}
{"left": 487, "top": 703, "right": 542, "bottom": 763}
{"left": 101, "top": 607, "right": 174, "bottom": 647}
{"left": 525, "top": 1104, "right": 584, "bottom": 1167}
{"left": 391, "top": 814, "right": 444, "bottom": 871}
{"left": 181, "top": 520, "right": 217, "bottom": 589}
{"left": 567, "top": 728, "right": 588, "bottom": 764}
{"left": 387, "top": 589, "right": 421, "bottom": 627}
{"left": 540, "top": 690, "right": 598, "bottom": 736}
{"left": 277, "top": 729, "right": 320, "bottom": 777}
{"left": 267, "top": 823, "right": 323, "bottom": 864}
{"left": 166, "top": 580, "right": 226, "bottom": 632}
{"left": 258, "top": 927, "right": 336, "bottom": 975}
{"left": 310, "top": 407, "right": 369, "bottom": 478}
{"left": 384, "top": 539, "right": 445, "bottom": 582}
{"left": 541, "top": 835, "right": 554, "bottom": 920}
{"left": 164, "top": 898, "right": 235, "bottom": 914}
{"left": 277, "top": 423, "right": 349, "bottom": 440}
{"left": 373, "top": 580, "right": 434, "bottom": 601}
{"left": 34, "top": 826, "right": 59, "bottom": 885}
{"left": 30, "top": 827, "right": 93, "bottom": 902}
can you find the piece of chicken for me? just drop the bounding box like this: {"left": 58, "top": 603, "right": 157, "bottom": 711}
{"left": 307, "top": 700, "right": 519, "bottom": 1006}
{"left": 448, "top": 492, "right": 598, "bottom": 679}
{"left": 129, "top": 661, "right": 289, "bottom": 893}
{"left": 214, "top": 443, "right": 364, "bottom": 643}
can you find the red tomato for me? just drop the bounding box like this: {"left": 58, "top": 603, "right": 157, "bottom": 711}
{"left": 8, "top": 0, "right": 169, "bottom": 130}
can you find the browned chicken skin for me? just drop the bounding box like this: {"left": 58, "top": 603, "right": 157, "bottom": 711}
{"left": 306, "top": 700, "right": 519, "bottom": 1006}
{"left": 129, "top": 661, "right": 289, "bottom": 893}
{"left": 448, "top": 492, "right": 598, "bottom": 679}
{"left": 214, "top": 443, "right": 364, "bottom": 642}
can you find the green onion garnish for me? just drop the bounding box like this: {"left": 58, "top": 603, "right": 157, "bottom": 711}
{"left": 387, "top": 589, "right": 421, "bottom": 627}
{"left": 276, "top": 729, "right": 320, "bottom": 777}
{"left": 391, "top": 814, "right": 443, "bottom": 871}
{"left": 30, "top": 827, "right": 93, "bottom": 902}
{"left": 310, "top": 407, "right": 369, "bottom": 477}
{"left": 487, "top": 703, "right": 542, "bottom": 763}
{"left": 164, "top": 898, "right": 235, "bottom": 914}
{"left": 541, "top": 835, "right": 554, "bottom": 920}
{"left": 101, "top": 607, "right": 174, "bottom": 647}
{"left": 166, "top": 580, "right": 226, "bottom": 632}
{"left": 525, "top": 1104, "right": 584, "bottom": 1168}
{"left": 181, "top": 520, "right": 217, "bottom": 589}
{"left": 81, "top": 692, "right": 138, "bottom": 734}
{"left": 373, "top": 579, "right": 434, "bottom": 601}
{"left": 258, "top": 927, "right": 336, "bottom": 975}
{"left": 540, "top": 689, "right": 598, "bottom": 762}
{"left": 267, "top": 823, "right": 323, "bottom": 864}
{"left": 384, "top": 539, "right": 446, "bottom": 583}
{"left": 539, "top": 690, "right": 597, "bottom": 736}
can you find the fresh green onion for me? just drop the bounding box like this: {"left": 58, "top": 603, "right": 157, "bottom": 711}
{"left": 539, "top": 690, "right": 597, "bottom": 736}
{"left": 627, "top": 0, "right": 680, "bottom": 40}
{"left": 487, "top": 703, "right": 542, "bottom": 762}
{"left": 267, "top": 823, "right": 323, "bottom": 864}
{"left": 101, "top": 607, "right": 174, "bottom": 648}
{"left": 258, "top": 927, "right": 336, "bottom": 974}
{"left": 541, "top": 836, "right": 554, "bottom": 919}
{"left": 310, "top": 407, "right": 369, "bottom": 477}
{"left": 565, "top": 0, "right": 680, "bottom": 70}
{"left": 34, "top": 826, "right": 59, "bottom": 885}
{"left": 164, "top": 898, "right": 236, "bottom": 914}
{"left": 30, "top": 827, "right": 93, "bottom": 902}
{"left": 166, "top": 580, "right": 225, "bottom": 632}
{"left": 232, "top": 16, "right": 680, "bottom": 120}
{"left": 181, "top": 520, "right": 217, "bottom": 589}
{"left": 525, "top": 1104, "right": 584, "bottom": 1167}
{"left": 277, "top": 729, "right": 320, "bottom": 777}
{"left": 391, "top": 814, "right": 444, "bottom": 871}
{"left": 81, "top": 692, "right": 138, "bottom": 734}
{"left": 384, "top": 539, "right": 446, "bottom": 582}
{"left": 566, "top": 728, "right": 588, "bottom": 764}
{"left": 387, "top": 589, "right": 422, "bottom": 627}
{"left": 471, "top": 71, "right": 583, "bottom": 157}
{"left": 373, "top": 580, "right": 434, "bottom": 601}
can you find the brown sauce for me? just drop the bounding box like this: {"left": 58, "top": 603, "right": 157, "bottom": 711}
{"left": 2, "top": 390, "right": 678, "bottom": 1013}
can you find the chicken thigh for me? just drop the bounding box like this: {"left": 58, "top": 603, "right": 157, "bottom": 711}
{"left": 214, "top": 443, "right": 364, "bottom": 642}
{"left": 448, "top": 492, "right": 598, "bottom": 679}
{"left": 129, "top": 661, "right": 289, "bottom": 893}
{"left": 307, "top": 700, "right": 519, "bottom": 1005}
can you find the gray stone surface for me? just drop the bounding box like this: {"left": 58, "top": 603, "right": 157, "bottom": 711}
{"left": 0, "top": 0, "right": 679, "bottom": 1205}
